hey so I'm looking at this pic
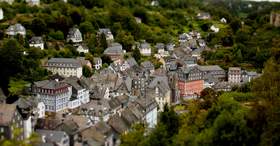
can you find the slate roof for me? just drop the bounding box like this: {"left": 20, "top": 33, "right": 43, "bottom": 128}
{"left": 139, "top": 42, "right": 150, "bottom": 49}
{"left": 108, "top": 98, "right": 121, "bottom": 110}
{"left": 98, "top": 28, "right": 112, "bottom": 34}
{"left": 68, "top": 28, "right": 80, "bottom": 37}
{"left": 46, "top": 58, "right": 82, "bottom": 68}
{"left": 121, "top": 108, "right": 139, "bottom": 126}
{"left": 108, "top": 114, "right": 129, "bottom": 134}
{"left": 63, "top": 76, "right": 85, "bottom": 91}
{"left": 228, "top": 67, "right": 241, "bottom": 71}
{"left": 34, "top": 80, "right": 70, "bottom": 90}
{"left": 36, "top": 129, "right": 68, "bottom": 143}
{"left": 126, "top": 57, "right": 138, "bottom": 67}
{"left": 198, "top": 65, "right": 224, "bottom": 71}
{"left": 141, "top": 61, "right": 154, "bottom": 70}
{"left": 148, "top": 76, "right": 170, "bottom": 94}
{"left": 104, "top": 43, "right": 123, "bottom": 54}
{"left": 0, "top": 104, "right": 18, "bottom": 126}
{"left": 29, "top": 36, "right": 43, "bottom": 44}
{"left": 155, "top": 43, "right": 165, "bottom": 50}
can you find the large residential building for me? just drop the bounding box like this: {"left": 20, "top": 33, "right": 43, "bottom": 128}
{"left": 177, "top": 66, "right": 204, "bottom": 98}
{"left": 44, "top": 58, "right": 83, "bottom": 78}
{"left": 228, "top": 67, "right": 242, "bottom": 83}
{"left": 177, "top": 80, "right": 204, "bottom": 99}
{"left": 33, "top": 79, "right": 72, "bottom": 112}
{"left": 0, "top": 104, "right": 24, "bottom": 141}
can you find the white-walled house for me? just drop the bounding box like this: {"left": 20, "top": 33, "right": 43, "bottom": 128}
{"left": 63, "top": 77, "right": 90, "bottom": 109}
{"left": 139, "top": 42, "right": 151, "bottom": 56}
{"left": 29, "top": 36, "right": 44, "bottom": 50}
{"left": 44, "top": 58, "right": 83, "bottom": 78}
{"left": 67, "top": 27, "right": 83, "bottom": 43}
{"left": 6, "top": 23, "right": 26, "bottom": 37}
{"left": 76, "top": 44, "right": 89, "bottom": 53}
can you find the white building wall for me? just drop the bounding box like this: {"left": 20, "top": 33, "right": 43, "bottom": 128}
{"left": 37, "top": 102, "right": 45, "bottom": 118}
{"left": 23, "top": 116, "right": 32, "bottom": 139}
{"left": 46, "top": 67, "right": 82, "bottom": 78}
{"left": 146, "top": 107, "right": 157, "bottom": 128}
{"left": 140, "top": 48, "right": 151, "bottom": 56}
{"left": 30, "top": 43, "right": 44, "bottom": 50}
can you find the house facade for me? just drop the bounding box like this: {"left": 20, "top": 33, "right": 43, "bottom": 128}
{"left": 177, "top": 80, "right": 204, "bottom": 99}
{"left": 228, "top": 67, "right": 242, "bottom": 83}
{"left": 63, "top": 77, "right": 90, "bottom": 109}
{"left": 139, "top": 42, "right": 151, "bottom": 56}
{"left": 44, "top": 58, "right": 83, "bottom": 78}
{"left": 93, "top": 57, "right": 102, "bottom": 70}
{"left": 33, "top": 80, "right": 72, "bottom": 112}
{"left": 0, "top": 104, "right": 24, "bottom": 141}
{"left": 29, "top": 36, "right": 44, "bottom": 50}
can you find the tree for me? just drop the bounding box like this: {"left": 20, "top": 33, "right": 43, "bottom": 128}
{"left": 70, "top": 10, "right": 83, "bottom": 25}
{"left": 99, "top": 33, "right": 108, "bottom": 49}
{"left": 120, "top": 124, "right": 146, "bottom": 146}
{"left": 49, "top": 31, "right": 64, "bottom": 40}
{"left": 79, "top": 21, "right": 94, "bottom": 39}
{"left": 101, "top": 55, "right": 112, "bottom": 65}
{"left": 31, "top": 18, "right": 47, "bottom": 36}
{"left": 0, "top": 39, "right": 24, "bottom": 89}
{"left": 82, "top": 65, "right": 92, "bottom": 77}
{"left": 132, "top": 48, "right": 141, "bottom": 63}
{"left": 8, "top": 79, "right": 28, "bottom": 96}
{"left": 115, "top": 30, "right": 134, "bottom": 51}
{"left": 230, "top": 18, "right": 241, "bottom": 33}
